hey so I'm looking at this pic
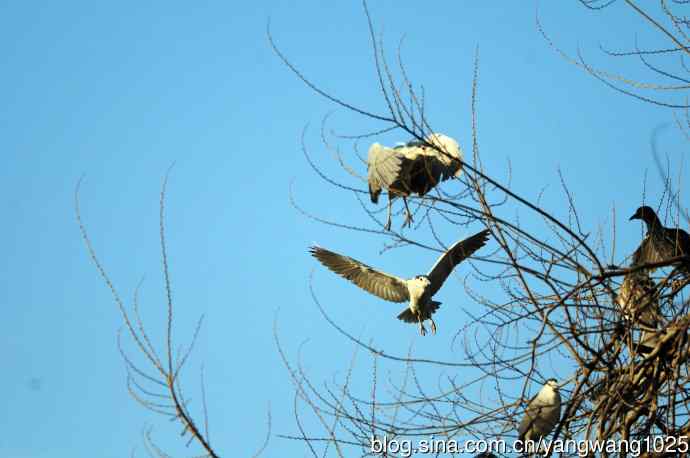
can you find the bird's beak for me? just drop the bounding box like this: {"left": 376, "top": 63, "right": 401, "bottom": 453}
{"left": 629, "top": 213, "right": 638, "bottom": 221}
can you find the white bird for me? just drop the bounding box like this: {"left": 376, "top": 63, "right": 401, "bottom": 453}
{"left": 309, "top": 229, "right": 490, "bottom": 335}
{"left": 518, "top": 379, "right": 561, "bottom": 453}
{"left": 368, "top": 132, "right": 463, "bottom": 230}
{"left": 616, "top": 269, "right": 660, "bottom": 354}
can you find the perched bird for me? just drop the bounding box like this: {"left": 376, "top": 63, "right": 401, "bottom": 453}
{"left": 368, "top": 133, "right": 463, "bottom": 230}
{"left": 518, "top": 379, "right": 561, "bottom": 452}
{"left": 309, "top": 229, "right": 490, "bottom": 335}
{"left": 629, "top": 206, "right": 690, "bottom": 270}
{"left": 616, "top": 269, "right": 660, "bottom": 354}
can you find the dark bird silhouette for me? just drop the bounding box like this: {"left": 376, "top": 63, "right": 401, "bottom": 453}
{"left": 629, "top": 206, "right": 690, "bottom": 270}
{"left": 310, "top": 229, "right": 490, "bottom": 335}
{"left": 368, "top": 133, "right": 463, "bottom": 230}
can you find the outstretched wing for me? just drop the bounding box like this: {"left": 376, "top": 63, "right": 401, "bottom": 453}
{"left": 425, "top": 229, "right": 490, "bottom": 297}
{"left": 310, "top": 246, "right": 409, "bottom": 303}
{"left": 367, "top": 143, "right": 404, "bottom": 203}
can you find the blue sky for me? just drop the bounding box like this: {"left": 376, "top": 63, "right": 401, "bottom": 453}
{"left": 2, "top": 1, "right": 688, "bottom": 457}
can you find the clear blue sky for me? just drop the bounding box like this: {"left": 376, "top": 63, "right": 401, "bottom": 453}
{"left": 2, "top": 1, "right": 687, "bottom": 456}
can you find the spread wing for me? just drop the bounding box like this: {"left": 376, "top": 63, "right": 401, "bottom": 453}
{"left": 425, "top": 229, "right": 490, "bottom": 297}
{"left": 367, "top": 136, "right": 462, "bottom": 201}
{"left": 309, "top": 246, "right": 409, "bottom": 303}
{"left": 367, "top": 143, "right": 404, "bottom": 203}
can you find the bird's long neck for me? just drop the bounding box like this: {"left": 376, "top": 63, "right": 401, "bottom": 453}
{"left": 644, "top": 214, "right": 663, "bottom": 234}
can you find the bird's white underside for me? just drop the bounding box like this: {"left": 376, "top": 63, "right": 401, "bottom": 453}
{"left": 405, "top": 276, "right": 431, "bottom": 313}
{"left": 519, "top": 380, "right": 561, "bottom": 450}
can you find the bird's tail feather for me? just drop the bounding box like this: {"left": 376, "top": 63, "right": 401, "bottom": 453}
{"left": 397, "top": 301, "right": 441, "bottom": 323}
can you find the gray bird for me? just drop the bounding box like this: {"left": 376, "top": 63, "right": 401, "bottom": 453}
{"left": 630, "top": 206, "right": 690, "bottom": 270}
{"left": 616, "top": 269, "right": 660, "bottom": 354}
{"left": 368, "top": 133, "right": 463, "bottom": 230}
{"left": 518, "top": 379, "right": 561, "bottom": 453}
{"left": 309, "top": 229, "right": 490, "bottom": 335}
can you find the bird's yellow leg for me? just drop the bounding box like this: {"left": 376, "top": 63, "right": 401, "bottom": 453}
{"left": 429, "top": 317, "right": 437, "bottom": 335}
{"left": 403, "top": 197, "right": 413, "bottom": 228}
{"left": 418, "top": 314, "right": 426, "bottom": 336}
{"left": 384, "top": 198, "right": 393, "bottom": 231}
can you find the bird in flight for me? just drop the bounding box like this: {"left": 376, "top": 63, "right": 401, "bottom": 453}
{"left": 517, "top": 379, "right": 561, "bottom": 454}
{"left": 368, "top": 132, "right": 463, "bottom": 230}
{"left": 629, "top": 205, "right": 690, "bottom": 272}
{"left": 309, "top": 229, "right": 490, "bottom": 335}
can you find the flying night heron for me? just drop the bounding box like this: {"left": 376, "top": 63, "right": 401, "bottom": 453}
{"left": 517, "top": 379, "right": 561, "bottom": 454}
{"left": 309, "top": 229, "right": 490, "bottom": 335}
{"left": 367, "top": 132, "right": 463, "bottom": 230}
{"left": 629, "top": 206, "right": 690, "bottom": 271}
{"left": 616, "top": 269, "right": 660, "bottom": 354}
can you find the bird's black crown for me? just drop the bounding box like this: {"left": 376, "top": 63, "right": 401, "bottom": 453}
{"left": 629, "top": 205, "right": 656, "bottom": 222}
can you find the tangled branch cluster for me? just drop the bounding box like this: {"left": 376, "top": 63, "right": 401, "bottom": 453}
{"left": 271, "top": 2, "right": 690, "bottom": 457}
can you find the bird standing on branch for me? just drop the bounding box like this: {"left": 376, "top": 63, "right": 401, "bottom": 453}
{"left": 517, "top": 379, "right": 561, "bottom": 455}
{"left": 368, "top": 132, "right": 463, "bottom": 230}
{"left": 616, "top": 269, "right": 660, "bottom": 355}
{"left": 629, "top": 205, "right": 690, "bottom": 271}
{"left": 309, "top": 229, "right": 490, "bottom": 336}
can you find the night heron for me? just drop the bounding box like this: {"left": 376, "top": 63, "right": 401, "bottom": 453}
{"left": 616, "top": 269, "right": 660, "bottom": 354}
{"left": 629, "top": 206, "right": 690, "bottom": 270}
{"left": 309, "top": 229, "right": 490, "bottom": 335}
{"left": 368, "top": 132, "right": 463, "bottom": 230}
{"left": 517, "top": 379, "right": 561, "bottom": 454}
